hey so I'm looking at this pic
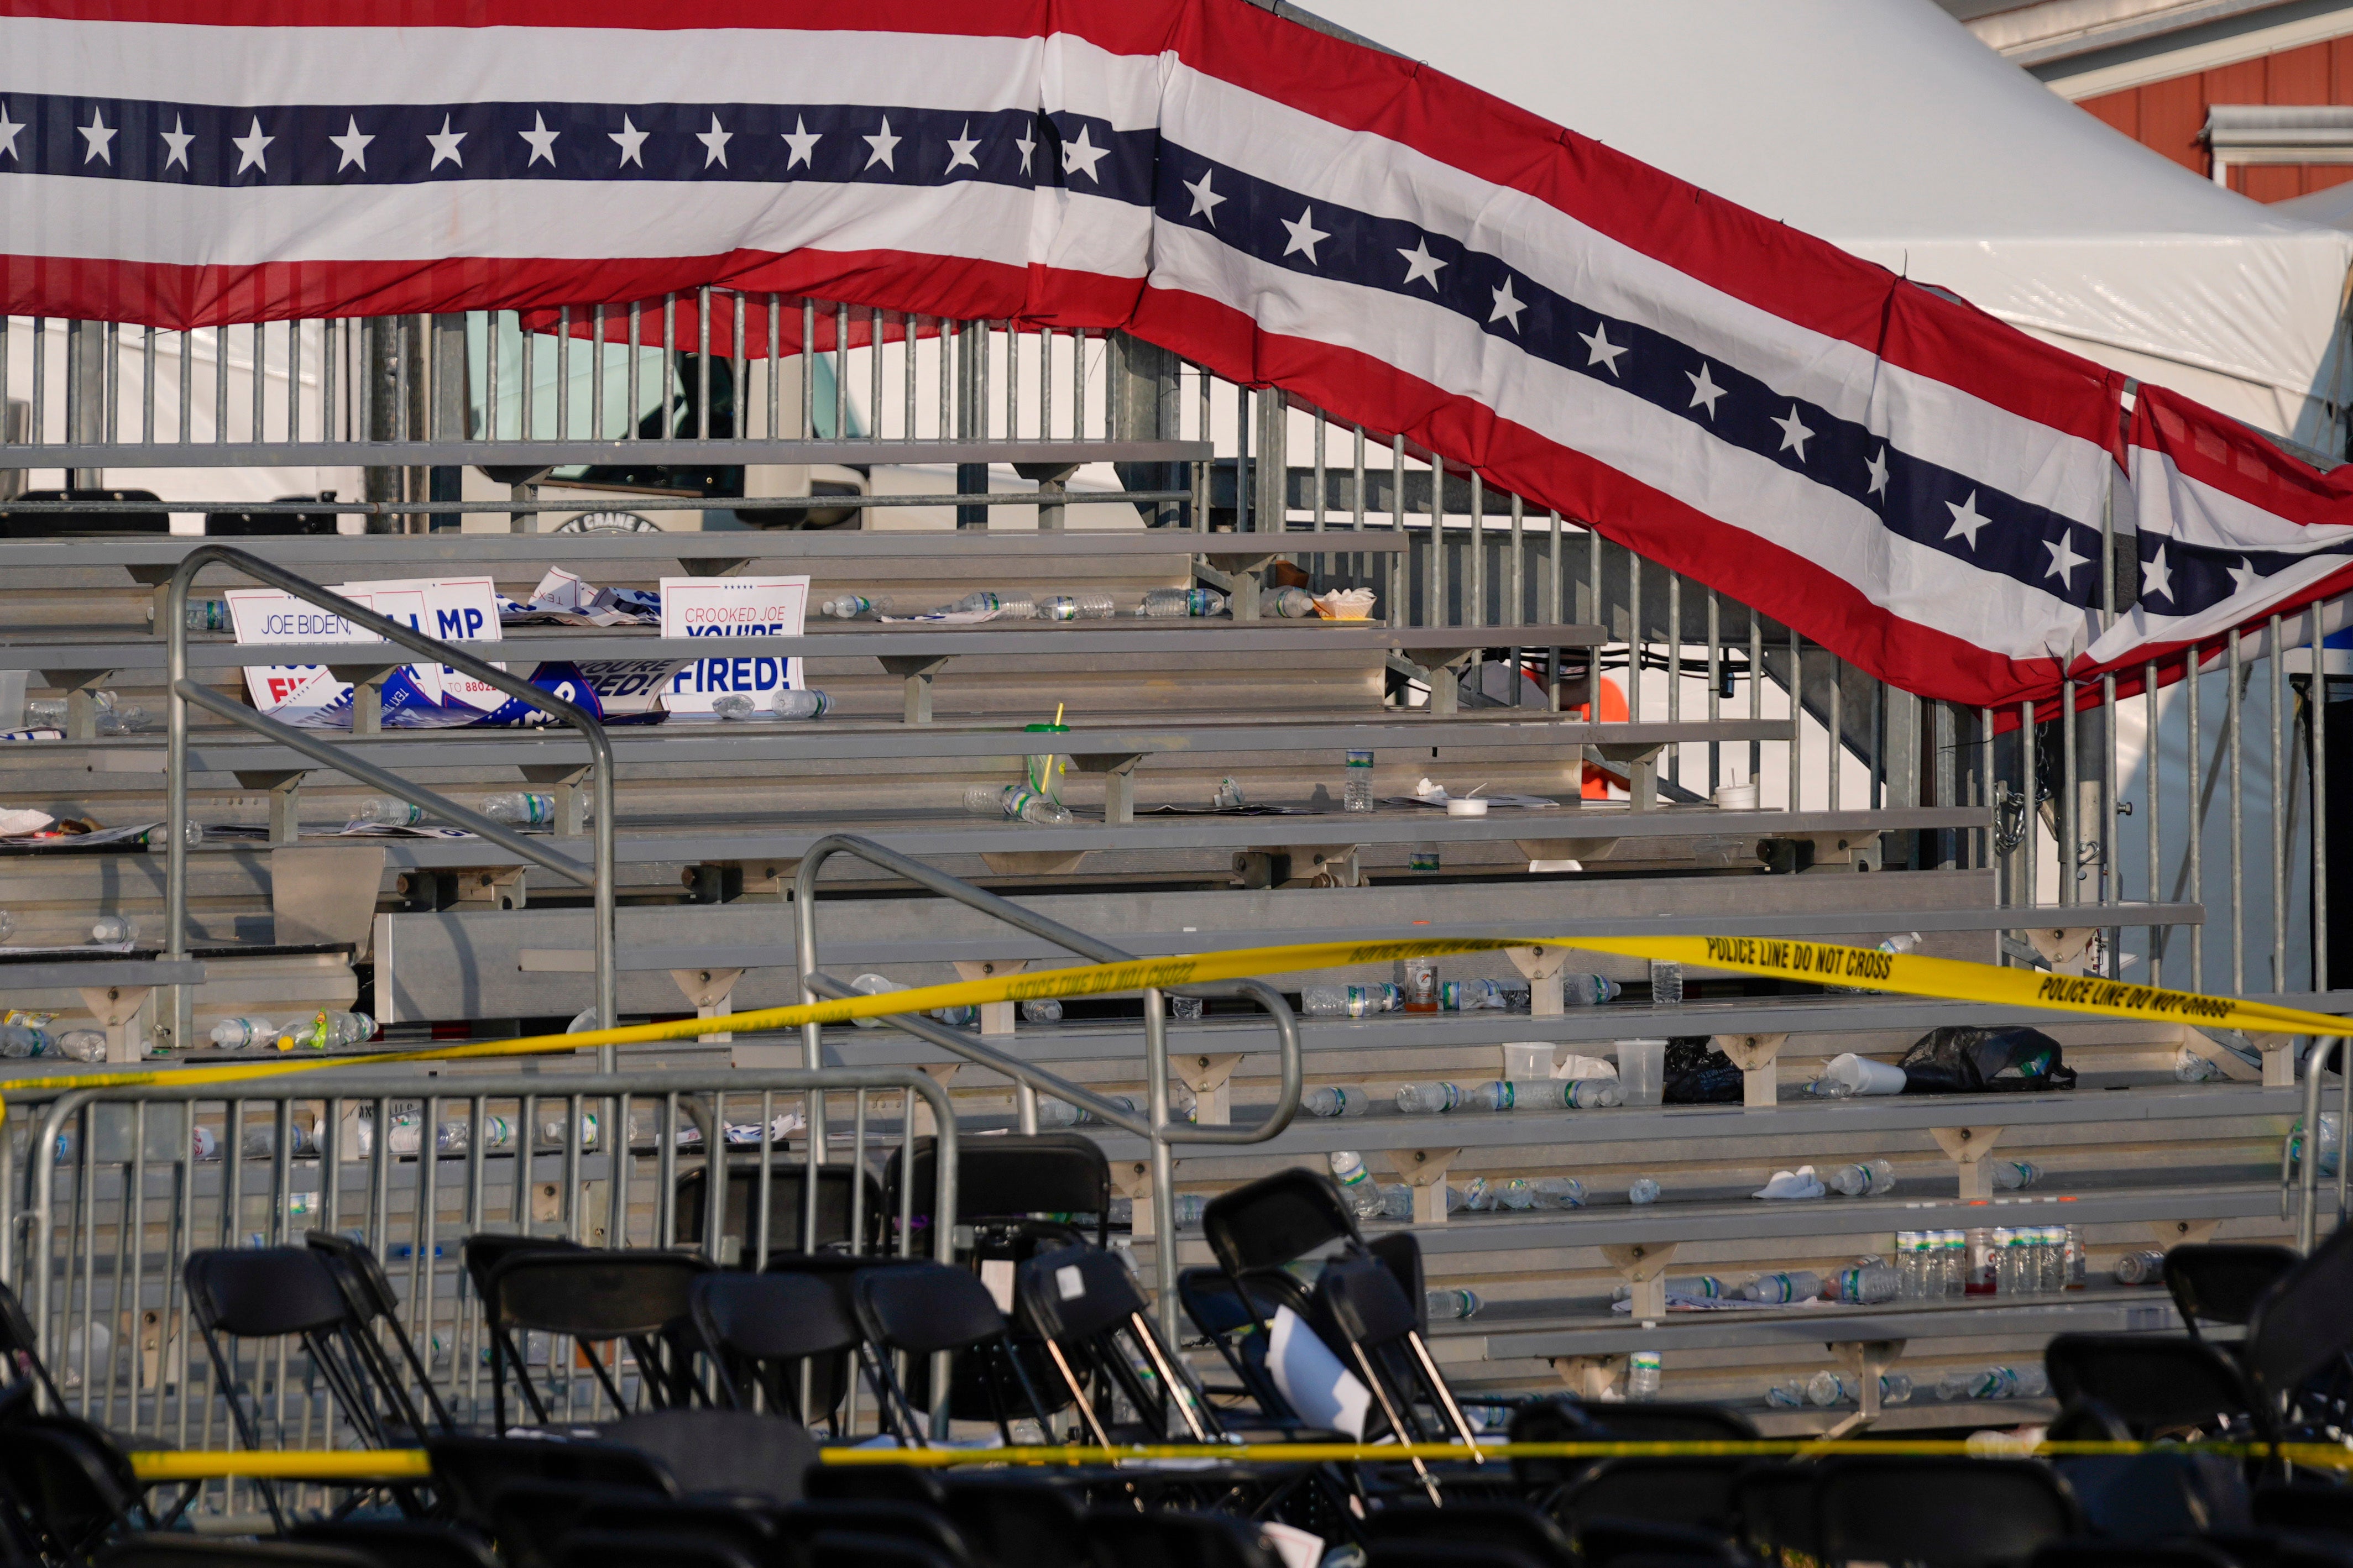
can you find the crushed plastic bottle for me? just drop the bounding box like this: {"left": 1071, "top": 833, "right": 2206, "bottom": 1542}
{"left": 1989, "top": 1161, "right": 2042, "bottom": 1191}
{"left": 2173, "top": 1047, "right": 2225, "bottom": 1082}
{"left": 822, "top": 595, "right": 892, "bottom": 619}
{"left": 1037, "top": 1094, "right": 1139, "bottom": 1129}
{"left": 185, "top": 599, "right": 233, "bottom": 632}
{"left": 1304, "top": 1086, "right": 1371, "bottom": 1118}
{"left": 96, "top": 704, "right": 154, "bottom": 735}
{"left": 1439, "top": 978, "right": 1521, "bottom": 1012}
{"left": 1303, "top": 984, "right": 1400, "bottom": 1019}
{"left": 1343, "top": 749, "right": 1376, "bottom": 813}
{"left": 1648, "top": 959, "right": 1685, "bottom": 1006}
{"left": 1018, "top": 998, "right": 1064, "bottom": 1024}
{"left": 943, "top": 590, "right": 1036, "bottom": 618}
{"left": 1532, "top": 1176, "right": 1587, "bottom": 1209}
{"left": 211, "top": 1017, "right": 276, "bottom": 1051}
{"left": 240, "top": 1124, "right": 318, "bottom": 1160}
{"left": 351, "top": 798, "right": 425, "bottom": 830}
{"left": 1170, "top": 1194, "right": 1207, "bottom": 1228}
{"left": 1139, "top": 588, "right": 1226, "bottom": 618}
{"left": 1826, "top": 1159, "right": 1897, "bottom": 1197}
{"left": 1805, "top": 1077, "right": 1858, "bottom": 1100}
{"left": 771, "top": 689, "right": 829, "bottom": 720}
{"left": 90, "top": 915, "right": 138, "bottom": 945}
{"left": 963, "top": 783, "right": 1075, "bottom": 827}
{"left": 711, "top": 694, "right": 759, "bottom": 721}
{"left": 1211, "top": 777, "right": 1246, "bottom": 810}
{"left": 1377, "top": 1184, "right": 1415, "bottom": 1220}
{"left": 1329, "top": 1150, "right": 1385, "bottom": 1219}
{"left": 53, "top": 1030, "right": 106, "bottom": 1062}
{"left": 1269, "top": 586, "right": 1317, "bottom": 619}
{"left": 1426, "top": 1288, "right": 1482, "bottom": 1321}
{"left": 1739, "top": 1271, "right": 1823, "bottom": 1304}
{"left": 275, "top": 1011, "right": 375, "bottom": 1051}
{"left": 1807, "top": 1370, "right": 1854, "bottom": 1407}
{"left": 0, "top": 911, "right": 13, "bottom": 944}
{"left": 480, "top": 793, "right": 557, "bottom": 827}
{"left": 1555, "top": 1080, "right": 1625, "bottom": 1109}
{"left": 1039, "top": 592, "right": 1118, "bottom": 621}
{"left": 1396, "top": 1081, "right": 1462, "bottom": 1115}
{"left": 1563, "top": 973, "right": 1623, "bottom": 1008}
{"left": 1628, "top": 1177, "right": 1661, "bottom": 1205}
{"left": 1168, "top": 995, "right": 1205, "bottom": 1021}
{"left": 1766, "top": 1378, "right": 1807, "bottom": 1409}
{"left": 2114, "top": 1250, "right": 2167, "bottom": 1286}
{"left": 848, "top": 973, "right": 907, "bottom": 1029}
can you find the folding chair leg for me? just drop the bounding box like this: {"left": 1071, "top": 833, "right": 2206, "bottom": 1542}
{"left": 196, "top": 1326, "right": 288, "bottom": 1534}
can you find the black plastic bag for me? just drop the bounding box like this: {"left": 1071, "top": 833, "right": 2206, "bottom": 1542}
{"left": 1664, "top": 1035, "right": 1744, "bottom": 1104}
{"left": 1898, "top": 1026, "right": 2075, "bottom": 1094}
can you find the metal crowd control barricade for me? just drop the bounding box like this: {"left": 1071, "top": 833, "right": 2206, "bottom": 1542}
{"left": 11, "top": 1066, "right": 955, "bottom": 1518}
{"left": 792, "top": 834, "right": 1304, "bottom": 1345}
{"left": 161, "top": 544, "right": 618, "bottom": 1070}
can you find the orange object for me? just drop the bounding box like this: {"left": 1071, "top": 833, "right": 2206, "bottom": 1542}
{"left": 1568, "top": 675, "right": 1630, "bottom": 799}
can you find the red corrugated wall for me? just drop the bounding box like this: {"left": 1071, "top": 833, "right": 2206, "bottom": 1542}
{"left": 2075, "top": 36, "right": 2353, "bottom": 200}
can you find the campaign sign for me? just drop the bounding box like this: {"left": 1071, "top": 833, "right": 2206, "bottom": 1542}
{"left": 227, "top": 578, "right": 503, "bottom": 728}
{"left": 477, "top": 658, "right": 687, "bottom": 726}
{"left": 659, "top": 576, "right": 809, "bottom": 715}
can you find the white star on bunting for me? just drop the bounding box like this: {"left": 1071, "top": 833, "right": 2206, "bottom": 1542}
{"left": 781, "top": 116, "right": 820, "bottom": 169}
{"left": 1686, "top": 363, "right": 1725, "bottom": 418}
{"left": 944, "top": 121, "right": 980, "bottom": 174}
{"left": 1772, "top": 405, "right": 1815, "bottom": 460}
{"left": 1865, "top": 447, "right": 1890, "bottom": 499}
{"left": 863, "top": 116, "right": 898, "bottom": 170}
{"left": 79, "top": 108, "right": 116, "bottom": 165}
{"left": 2227, "top": 557, "right": 2263, "bottom": 596}
{"left": 2045, "top": 532, "right": 2087, "bottom": 588}
{"left": 2142, "top": 543, "right": 2173, "bottom": 603}
{"left": 697, "top": 114, "right": 732, "bottom": 168}
{"left": 1060, "top": 123, "right": 1108, "bottom": 181}
{"left": 232, "top": 116, "right": 272, "bottom": 174}
{"left": 1184, "top": 169, "right": 1225, "bottom": 226}
{"left": 160, "top": 114, "right": 195, "bottom": 170}
{"left": 1944, "top": 491, "right": 1989, "bottom": 548}
{"left": 519, "top": 112, "right": 559, "bottom": 167}
{"left": 426, "top": 114, "right": 466, "bottom": 170}
{"left": 1281, "top": 207, "right": 1330, "bottom": 264}
{"left": 609, "top": 115, "right": 647, "bottom": 168}
{"left": 1398, "top": 239, "right": 1446, "bottom": 290}
{"left": 0, "top": 102, "right": 21, "bottom": 162}
{"left": 1579, "top": 323, "right": 1627, "bottom": 376}
{"left": 1489, "top": 276, "right": 1526, "bottom": 332}
{"left": 1015, "top": 126, "right": 1035, "bottom": 175}
{"left": 328, "top": 116, "right": 372, "bottom": 172}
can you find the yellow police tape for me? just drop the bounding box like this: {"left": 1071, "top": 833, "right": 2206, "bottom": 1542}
{"left": 116, "top": 1440, "right": 2353, "bottom": 1484}
{"left": 7, "top": 931, "right": 2349, "bottom": 1123}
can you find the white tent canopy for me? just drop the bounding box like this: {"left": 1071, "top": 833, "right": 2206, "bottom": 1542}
{"left": 1311, "top": 0, "right": 2353, "bottom": 448}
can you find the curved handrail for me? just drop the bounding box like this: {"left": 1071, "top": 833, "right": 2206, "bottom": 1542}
{"left": 163, "top": 545, "right": 618, "bottom": 1066}
{"left": 2295, "top": 1035, "right": 2351, "bottom": 1252}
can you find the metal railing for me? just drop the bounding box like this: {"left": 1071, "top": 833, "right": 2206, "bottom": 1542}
{"left": 791, "top": 835, "right": 1302, "bottom": 1345}
{"left": 161, "top": 544, "right": 617, "bottom": 1066}
{"left": 10, "top": 1065, "right": 955, "bottom": 1516}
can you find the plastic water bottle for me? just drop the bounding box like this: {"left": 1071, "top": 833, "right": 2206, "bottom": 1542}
{"left": 1532, "top": 1176, "right": 1586, "bottom": 1209}
{"left": 1834, "top": 1263, "right": 1900, "bottom": 1304}
{"left": 0, "top": 911, "right": 14, "bottom": 944}
{"left": 1171, "top": 1194, "right": 1207, "bottom": 1228}
{"left": 97, "top": 704, "right": 154, "bottom": 735}
{"left": 1168, "top": 995, "right": 1205, "bottom": 1020}
{"left": 185, "top": 599, "right": 232, "bottom": 632}
{"left": 1627, "top": 1351, "right": 1662, "bottom": 1401}
{"left": 1740, "top": 1271, "right": 1822, "bottom": 1304}
{"left": 1329, "top": 1150, "right": 1385, "bottom": 1218}
{"left": 1426, "top": 1288, "right": 1482, "bottom": 1321}
{"left": 211, "top": 1017, "right": 275, "bottom": 1051}
{"left": 1039, "top": 592, "right": 1118, "bottom": 621}
{"left": 0, "top": 1022, "right": 48, "bottom": 1057}
{"left": 963, "top": 783, "right": 1075, "bottom": 827}
{"left": 2114, "top": 1250, "right": 2167, "bottom": 1286}
{"left": 1396, "top": 1081, "right": 1461, "bottom": 1115}
{"left": 1807, "top": 1370, "right": 1855, "bottom": 1407}
{"left": 1935, "top": 1370, "right": 1974, "bottom": 1402}
{"left": 1270, "top": 586, "right": 1317, "bottom": 618}
{"left": 1648, "top": 960, "right": 1683, "bottom": 1006}
{"left": 1139, "top": 588, "right": 1225, "bottom": 618}
{"left": 771, "top": 689, "right": 829, "bottom": 720}
{"left": 1439, "top": 979, "right": 1515, "bottom": 1012}
{"left": 1564, "top": 973, "right": 1623, "bottom": 1007}
{"left": 1304, "top": 1086, "right": 1370, "bottom": 1118}
{"left": 712, "top": 694, "right": 758, "bottom": 720}
{"left": 1019, "top": 998, "right": 1063, "bottom": 1024}
{"left": 822, "top": 595, "right": 892, "bottom": 618}
{"left": 1343, "top": 749, "right": 1376, "bottom": 812}
{"left": 1766, "top": 1378, "right": 1807, "bottom": 1408}
{"left": 352, "top": 798, "right": 424, "bottom": 828}
{"left": 848, "top": 973, "right": 906, "bottom": 1028}
{"left": 1973, "top": 1366, "right": 2022, "bottom": 1401}
{"left": 1378, "top": 1184, "right": 1415, "bottom": 1219}
{"left": 2064, "top": 1225, "right": 2088, "bottom": 1291}
{"left": 91, "top": 915, "right": 139, "bottom": 944}
{"left": 1628, "top": 1177, "right": 1661, "bottom": 1205}
{"left": 1559, "top": 1080, "right": 1625, "bottom": 1109}
{"left": 53, "top": 1030, "right": 105, "bottom": 1062}
{"left": 480, "top": 793, "right": 557, "bottom": 827}
{"left": 1826, "top": 1159, "right": 1896, "bottom": 1197}
{"left": 944, "top": 590, "right": 1036, "bottom": 618}
{"left": 1302, "top": 983, "right": 1399, "bottom": 1018}
{"left": 1990, "top": 1160, "right": 2042, "bottom": 1191}
{"left": 242, "top": 1124, "right": 318, "bottom": 1160}
{"left": 2174, "top": 1048, "right": 2225, "bottom": 1082}
{"left": 1882, "top": 1373, "right": 1915, "bottom": 1406}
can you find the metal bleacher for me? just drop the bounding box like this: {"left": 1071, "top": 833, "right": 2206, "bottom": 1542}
{"left": 0, "top": 304, "right": 2329, "bottom": 1435}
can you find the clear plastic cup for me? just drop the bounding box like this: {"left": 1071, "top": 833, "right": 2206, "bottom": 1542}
{"left": 1615, "top": 1038, "right": 1667, "bottom": 1106}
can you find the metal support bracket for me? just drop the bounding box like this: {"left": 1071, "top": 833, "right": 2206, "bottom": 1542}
{"left": 1714, "top": 1033, "right": 1790, "bottom": 1109}
{"left": 1930, "top": 1124, "right": 2006, "bottom": 1200}
{"left": 327, "top": 663, "right": 402, "bottom": 736}
{"left": 519, "top": 763, "right": 595, "bottom": 837}
{"left": 1550, "top": 1355, "right": 1626, "bottom": 1402}
{"left": 1601, "top": 1240, "right": 1681, "bottom": 1319}
{"left": 76, "top": 983, "right": 153, "bottom": 1066}
{"left": 233, "top": 770, "right": 307, "bottom": 845}
{"left": 1388, "top": 646, "right": 1479, "bottom": 716}
{"left": 451, "top": 866, "right": 528, "bottom": 910}
{"left": 1071, "top": 752, "right": 1146, "bottom": 825}
{"left": 669, "top": 966, "right": 744, "bottom": 1042}
{"left": 1592, "top": 742, "right": 1668, "bottom": 812}
{"left": 1385, "top": 1147, "right": 1461, "bottom": 1225}
{"left": 879, "top": 654, "right": 954, "bottom": 725}
{"left": 1819, "top": 1338, "right": 1906, "bottom": 1437}
{"left": 1112, "top": 1157, "right": 1158, "bottom": 1239}
{"left": 1507, "top": 944, "right": 1572, "bottom": 1016}
{"left": 40, "top": 669, "right": 112, "bottom": 741}
{"left": 1176, "top": 1052, "right": 1244, "bottom": 1126}
{"left": 952, "top": 958, "right": 1027, "bottom": 1037}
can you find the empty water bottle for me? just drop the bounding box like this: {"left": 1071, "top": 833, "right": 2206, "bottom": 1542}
{"left": 1019, "top": 998, "right": 1064, "bottom": 1024}
{"left": 1329, "top": 1150, "right": 1385, "bottom": 1218}
{"left": 0, "top": 911, "right": 13, "bottom": 943}
{"left": 963, "top": 783, "right": 1075, "bottom": 827}
{"left": 1426, "top": 1288, "right": 1482, "bottom": 1321}
{"left": 848, "top": 973, "right": 907, "bottom": 1028}
{"left": 1531, "top": 1176, "right": 1586, "bottom": 1209}
{"left": 2114, "top": 1250, "right": 2167, "bottom": 1286}
{"left": 1039, "top": 592, "right": 1118, "bottom": 621}
{"left": 1304, "top": 1086, "right": 1371, "bottom": 1118}
{"left": 1343, "top": 749, "right": 1376, "bottom": 812}
{"left": 480, "top": 793, "right": 557, "bottom": 827}
{"left": 712, "top": 694, "right": 758, "bottom": 720}
{"left": 90, "top": 915, "right": 137, "bottom": 944}
{"left": 242, "top": 1124, "right": 317, "bottom": 1160}
{"left": 1740, "top": 1271, "right": 1822, "bottom": 1304}
{"left": 1396, "top": 1081, "right": 1462, "bottom": 1115}
{"left": 1171, "top": 1194, "right": 1207, "bottom": 1227}
{"left": 822, "top": 594, "right": 892, "bottom": 618}
{"left": 1935, "top": 1370, "right": 1974, "bottom": 1402}
{"left": 1627, "top": 1351, "right": 1662, "bottom": 1401}
{"left": 1826, "top": 1159, "right": 1897, "bottom": 1197}
{"left": 771, "top": 689, "right": 829, "bottom": 720}
{"left": 1560, "top": 1079, "right": 1625, "bottom": 1109}
{"left": 54, "top": 1030, "right": 105, "bottom": 1062}
{"left": 1628, "top": 1177, "right": 1661, "bottom": 1205}
{"left": 1807, "top": 1370, "right": 1855, "bottom": 1407}
{"left": 1833, "top": 1263, "right": 1900, "bottom": 1304}
{"left": 286, "top": 1011, "right": 374, "bottom": 1050}
{"left": 1303, "top": 984, "right": 1400, "bottom": 1018}
{"left": 1990, "top": 1160, "right": 2042, "bottom": 1191}
{"left": 2174, "top": 1047, "right": 2225, "bottom": 1082}
{"left": 1439, "top": 978, "right": 1515, "bottom": 1012}
{"left": 210, "top": 1017, "right": 275, "bottom": 1051}
{"left": 1269, "top": 586, "right": 1317, "bottom": 618}
{"left": 943, "top": 590, "right": 1036, "bottom": 618}
{"left": 352, "top": 798, "right": 425, "bottom": 829}
{"left": 1375, "top": 1184, "right": 1414, "bottom": 1219}
{"left": 1168, "top": 995, "right": 1205, "bottom": 1020}
{"left": 1648, "top": 959, "right": 1684, "bottom": 1006}
{"left": 185, "top": 599, "right": 233, "bottom": 632}
{"left": 96, "top": 704, "right": 154, "bottom": 735}
{"left": 1139, "top": 588, "right": 1225, "bottom": 618}
{"left": 1882, "top": 1373, "right": 1915, "bottom": 1405}
{"left": 1564, "top": 973, "right": 1623, "bottom": 1007}
{"left": 1766, "top": 1378, "right": 1807, "bottom": 1409}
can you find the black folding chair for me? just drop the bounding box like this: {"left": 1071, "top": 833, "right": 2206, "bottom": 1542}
{"left": 605, "top": 1408, "right": 818, "bottom": 1506}
{"left": 2241, "top": 1218, "right": 2353, "bottom": 1440}
{"left": 1016, "top": 1244, "right": 1219, "bottom": 1444}
{"left": 0, "top": 1277, "right": 67, "bottom": 1412}
{"left": 2046, "top": 1333, "right": 2257, "bottom": 1441}
{"left": 937, "top": 1475, "right": 1091, "bottom": 1568}
{"left": 0, "top": 1419, "right": 153, "bottom": 1563}
{"left": 675, "top": 1163, "right": 887, "bottom": 1261}
{"left": 688, "top": 1272, "right": 863, "bottom": 1429}
{"left": 850, "top": 1261, "right": 1054, "bottom": 1446}
{"left": 1314, "top": 1253, "right": 1481, "bottom": 1499}
{"left": 425, "top": 1434, "right": 676, "bottom": 1566}
{"left": 1552, "top": 1457, "right": 1751, "bottom": 1543}
{"left": 184, "top": 1247, "right": 406, "bottom": 1530}
{"left": 1360, "top": 1501, "right": 1574, "bottom": 1565}
{"left": 884, "top": 1133, "right": 1112, "bottom": 1254}
{"left": 558, "top": 1529, "right": 760, "bottom": 1568}
{"left": 1081, "top": 1508, "right": 1282, "bottom": 1568}
{"left": 96, "top": 1539, "right": 381, "bottom": 1568}
{"left": 1176, "top": 1267, "right": 1297, "bottom": 1423}
{"left": 1365, "top": 1543, "right": 1556, "bottom": 1568}
{"left": 482, "top": 1249, "right": 713, "bottom": 1430}
{"left": 290, "top": 1520, "right": 505, "bottom": 1568}
{"left": 782, "top": 1499, "right": 979, "bottom": 1565}
{"left": 1813, "top": 1457, "right": 2079, "bottom": 1568}
{"left": 2166, "top": 1244, "right": 2299, "bottom": 1344}
{"left": 304, "top": 1230, "right": 455, "bottom": 1436}
{"left": 572, "top": 1497, "right": 780, "bottom": 1566}
{"left": 461, "top": 1233, "right": 583, "bottom": 1422}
